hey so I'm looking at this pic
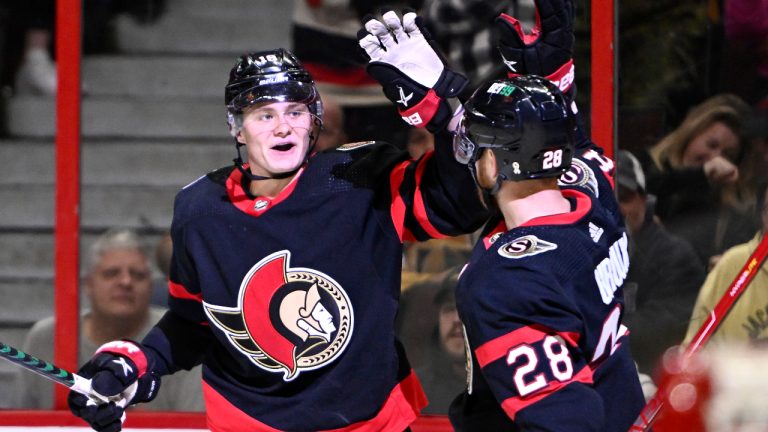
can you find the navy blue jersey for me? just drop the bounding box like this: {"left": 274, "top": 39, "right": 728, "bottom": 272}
{"left": 450, "top": 142, "right": 645, "bottom": 432}
{"left": 140, "top": 139, "right": 487, "bottom": 432}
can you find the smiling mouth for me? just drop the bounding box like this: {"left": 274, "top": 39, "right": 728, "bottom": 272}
{"left": 272, "top": 143, "right": 296, "bottom": 152}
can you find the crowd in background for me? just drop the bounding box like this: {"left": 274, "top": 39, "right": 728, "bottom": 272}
{"left": 0, "top": 0, "right": 766, "bottom": 424}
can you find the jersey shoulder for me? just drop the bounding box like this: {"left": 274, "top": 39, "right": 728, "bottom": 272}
{"left": 308, "top": 140, "right": 409, "bottom": 189}
{"left": 172, "top": 165, "right": 235, "bottom": 226}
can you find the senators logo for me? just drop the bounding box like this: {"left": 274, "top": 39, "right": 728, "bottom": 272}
{"left": 498, "top": 235, "right": 558, "bottom": 259}
{"left": 558, "top": 158, "right": 599, "bottom": 197}
{"left": 204, "top": 251, "right": 353, "bottom": 381}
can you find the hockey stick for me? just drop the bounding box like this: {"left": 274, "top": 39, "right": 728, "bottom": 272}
{"left": 0, "top": 341, "right": 124, "bottom": 407}
{"left": 629, "top": 234, "right": 768, "bottom": 431}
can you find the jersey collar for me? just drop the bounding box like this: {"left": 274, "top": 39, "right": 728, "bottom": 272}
{"left": 481, "top": 189, "right": 593, "bottom": 249}
{"left": 226, "top": 164, "right": 304, "bottom": 216}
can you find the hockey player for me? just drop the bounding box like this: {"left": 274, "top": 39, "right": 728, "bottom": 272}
{"left": 66, "top": 13, "right": 488, "bottom": 432}
{"left": 445, "top": 0, "right": 645, "bottom": 430}
{"left": 449, "top": 75, "right": 645, "bottom": 432}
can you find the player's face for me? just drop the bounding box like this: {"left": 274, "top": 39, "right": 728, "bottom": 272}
{"left": 237, "top": 101, "right": 314, "bottom": 177}
{"left": 85, "top": 249, "right": 152, "bottom": 320}
{"left": 682, "top": 121, "right": 740, "bottom": 167}
{"left": 438, "top": 302, "right": 465, "bottom": 361}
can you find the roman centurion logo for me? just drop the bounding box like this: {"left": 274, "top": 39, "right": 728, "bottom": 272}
{"left": 204, "top": 251, "right": 354, "bottom": 381}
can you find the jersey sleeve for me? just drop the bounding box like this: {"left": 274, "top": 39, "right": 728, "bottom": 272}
{"left": 165, "top": 212, "right": 206, "bottom": 323}
{"left": 388, "top": 130, "right": 489, "bottom": 242}
{"left": 141, "top": 192, "right": 213, "bottom": 376}
{"left": 463, "top": 268, "right": 605, "bottom": 429}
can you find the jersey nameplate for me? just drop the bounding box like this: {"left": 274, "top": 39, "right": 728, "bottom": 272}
{"left": 594, "top": 233, "right": 629, "bottom": 304}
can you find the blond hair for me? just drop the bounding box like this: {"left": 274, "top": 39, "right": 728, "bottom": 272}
{"left": 649, "top": 93, "right": 754, "bottom": 210}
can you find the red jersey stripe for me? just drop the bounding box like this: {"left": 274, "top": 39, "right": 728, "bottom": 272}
{"left": 412, "top": 151, "right": 449, "bottom": 239}
{"left": 475, "top": 325, "right": 581, "bottom": 368}
{"left": 202, "top": 370, "right": 426, "bottom": 432}
{"left": 168, "top": 280, "right": 203, "bottom": 303}
{"left": 499, "top": 366, "right": 594, "bottom": 420}
{"left": 389, "top": 160, "right": 410, "bottom": 242}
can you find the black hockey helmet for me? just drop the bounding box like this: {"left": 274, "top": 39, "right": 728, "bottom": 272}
{"left": 454, "top": 75, "right": 574, "bottom": 191}
{"left": 225, "top": 48, "right": 323, "bottom": 125}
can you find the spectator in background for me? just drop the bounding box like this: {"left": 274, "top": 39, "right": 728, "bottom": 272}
{"left": 412, "top": 269, "right": 467, "bottom": 415}
{"left": 636, "top": 93, "right": 759, "bottom": 268}
{"left": 616, "top": 150, "right": 705, "bottom": 377}
{"left": 683, "top": 181, "right": 768, "bottom": 346}
{"left": 290, "top": 0, "right": 422, "bottom": 147}
{"left": 17, "top": 228, "right": 203, "bottom": 411}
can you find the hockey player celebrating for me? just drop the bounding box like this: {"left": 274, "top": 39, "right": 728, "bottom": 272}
{"left": 446, "top": 0, "right": 646, "bottom": 430}
{"left": 66, "top": 13, "right": 488, "bottom": 432}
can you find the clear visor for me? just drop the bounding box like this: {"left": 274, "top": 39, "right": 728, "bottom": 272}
{"left": 463, "top": 122, "right": 517, "bottom": 147}
{"left": 453, "top": 126, "right": 476, "bottom": 165}
{"left": 453, "top": 119, "right": 516, "bottom": 164}
{"left": 227, "top": 80, "right": 317, "bottom": 113}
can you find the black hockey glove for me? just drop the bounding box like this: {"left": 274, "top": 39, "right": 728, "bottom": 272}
{"left": 68, "top": 340, "right": 160, "bottom": 432}
{"left": 358, "top": 10, "right": 467, "bottom": 133}
{"left": 495, "top": 0, "right": 575, "bottom": 95}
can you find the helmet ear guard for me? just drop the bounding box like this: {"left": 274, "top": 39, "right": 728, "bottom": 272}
{"left": 457, "top": 75, "right": 575, "bottom": 192}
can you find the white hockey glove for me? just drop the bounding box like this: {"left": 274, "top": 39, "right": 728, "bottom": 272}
{"left": 358, "top": 10, "right": 467, "bottom": 132}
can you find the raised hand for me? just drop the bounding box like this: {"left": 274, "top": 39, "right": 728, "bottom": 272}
{"left": 495, "top": 0, "right": 575, "bottom": 93}
{"left": 358, "top": 10, "right": 467, "bottom": 132}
